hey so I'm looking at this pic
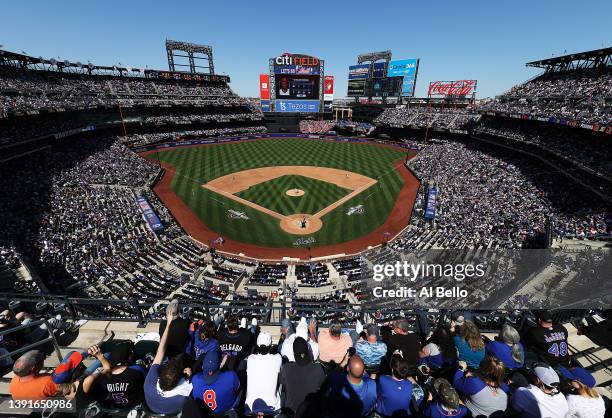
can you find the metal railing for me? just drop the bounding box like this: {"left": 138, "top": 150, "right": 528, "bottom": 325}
{"left": 0, "top": 319, "right": 63, "bottom": 364}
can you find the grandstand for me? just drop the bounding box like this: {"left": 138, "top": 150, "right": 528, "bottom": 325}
{"left": 0, "top": 32, "right": 611, "bottom": 418}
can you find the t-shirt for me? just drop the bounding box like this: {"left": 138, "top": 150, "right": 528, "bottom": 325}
{"left": 453, "top": 369, "right": 508, "bottom": 418}
{"left": 375, "top": 375, "right": 414, "bottom": 416}
{"left": 424, "top": 400, "right": 470, "bottom": 418}
{"left": 522, "top": 324, "right": 570, "bottom": 367}
{"left": 324, "top": 371, "right": 377, "bottom": 417}
{"left": 280, "top": 333, "right": 319, "bottom": 362}
{"left": 565, "top": 394, "right": 605, "bottom": 418}
{"left": 191, "top": 370, "right": 240, "bottom": 414}
{"left": 511, "top": 385, "right": 569, "bottom": 418}
{"left": 382, "top": 332, "right": 421, "bottom": 367}
{"left": 355, "top": 340, "right": 387, "bottom": 368}
{"left": 245, "top": 353, "right": 282, "bottom": 413}
{"left": 485, "top": 340, "right": 524, "bottom": 369}
{"left": 10, "top": 374, "right": 58, "bottom": 400}
{"left": 144, "top": 364, "right": 190, "bottom": 414}
{"left": 423, "top": 343, "right": 455, "bottom": 369}
{"left": 279, "top": 362, "right": 326, "bottom": 414}
{"left": 159, "top": 318, "right": 191, "bottom": 358}
{"left": 318, "top": 329, "right": 353, "bottom": 364}
{"left": 98, "top": 365, "right": 146, "bottom": 408}
{"left": 453, "top": 336, "right": 485, "bottom": 369}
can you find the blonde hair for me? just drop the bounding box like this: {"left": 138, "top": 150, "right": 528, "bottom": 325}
{"left": 576, "top": 381, "right": 599, "bottom": 399}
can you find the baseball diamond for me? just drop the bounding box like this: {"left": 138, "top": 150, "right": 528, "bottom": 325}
{"left": 142, "top": 137, "right": 419, "bottom": 258}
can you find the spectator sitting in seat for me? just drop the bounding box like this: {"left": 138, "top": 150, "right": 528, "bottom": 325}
{"left": 191, "top": 350, "right": 240, "bottom": 416}
{"left": 560, "top": 366, "right": 605, "bottom": 418}
{"left": 158, "top": 299, "right": 191, "bottom": 358}
{"left": 145, "top": 309, "right": 193, "bottom": 414}
{"left": 218, "top": 314, "right": 253, "bottom": 371}
{"left": 485, "top": 324, "right": 525, "bottom": 370}
{"left": 381, "top": 318, "right": 421, "bottom": 369}
{"left": 280, "top": 336, "right": 326, "bottom": 416}
{"left": 318, "top": 321, "right": 353, "bottom": 367}
{"left": 424, "top": 378, "right": 469, "bottom": 418}
{"left": 55, "top": 345, "right": 111, "bottom": 410}
{"left": 510, "top": 363, "right": 569, "bottom": 418}
{"left": 375, "top": 355, "right": 419, "bottom": 417}
{"left": 324, "top": 355, "right": 377, "bottom": 418}
{"left": 453, "top": 356, "right": 509, "bottom": 418}
{"left": 522, "top": 309, "right": 571, "bottom": 367}
{"left": 420, "top": 325, "right": 458, "bottom": 370}
{"left": 10, "top": 350, "right": 58, "bottom": 400}
{"left": 189, "top": 320, "right": 220, "bottom": 361}
{"left": 97, "top": 340, "right": 146, "bottom": 409}
{"left": 453, "top": 320, "right": 485, "bottom": 369}
{"left": 355, "top": 324, "right": 387, "bottom": 374}
{"left": 244, "top": 331, "right": 282, "bottom": 415}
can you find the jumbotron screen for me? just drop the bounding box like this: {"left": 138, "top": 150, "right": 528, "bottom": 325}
{"left": 275, "top": 75, "right": 319, "bottom": 100}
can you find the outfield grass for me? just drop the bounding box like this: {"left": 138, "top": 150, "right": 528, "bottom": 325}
{"left": 237, "top": 175, "right": 351, "bottom": 216}
{"left": 147, "top": 138, "right": 407, "bottom": 247}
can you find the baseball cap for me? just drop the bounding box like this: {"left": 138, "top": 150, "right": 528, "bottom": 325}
{"left": 534, "top": 365, "right": 560, "bottom": 387}
{"left": 52, "top": 351, "right": 84, "bottom": 383}
{"left": 109, "top": 341, "right": 134, "bottom": 367}
{"left": 202, "top": 350, "right": 221, "bottom": 384}
{"left": 293, "top": 337, "right": 310, "bottom": 366}
{"left": 558, "top": 366, "right": 596, "bottom": 388}
{"left": 433, "top": 378, "right": 460, "bottom": 410}
{"left": 257, "top": 331, "right": 272, "bottom": 347}
{"left": 536, "top": 309, "right": 553, "bottom": 323}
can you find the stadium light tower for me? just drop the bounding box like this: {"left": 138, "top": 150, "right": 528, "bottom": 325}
{"left": 165, "top": 39, "right": 215, "bottom": 75}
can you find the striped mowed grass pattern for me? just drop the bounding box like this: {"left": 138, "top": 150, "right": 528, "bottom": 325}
{"left": 147, "top": 138, "right": 407, "bottom": 248}
{"left": 236, "top": 175, "right": 351, "bottom": 216}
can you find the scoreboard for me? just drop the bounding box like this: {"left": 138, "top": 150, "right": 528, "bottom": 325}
{"left": 260, "top": 53, "right": 332, "bottom": 113}
{"left": 347, "top": 58, "right": 419, "bottom": 99}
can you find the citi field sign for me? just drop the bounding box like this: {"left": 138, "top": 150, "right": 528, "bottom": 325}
{"left": 275, "top": 53, "right": 320, "bottom": 66}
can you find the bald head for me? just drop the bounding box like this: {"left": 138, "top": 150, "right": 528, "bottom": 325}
{"left": 348, "top": 355, "right": 365, "bottom": 380}
{"left": 13, "top": 350, "right": 44, "bottom": 377}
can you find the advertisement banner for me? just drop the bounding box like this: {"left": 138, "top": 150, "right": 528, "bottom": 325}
{"left": 274, "top": 65, "right": 320, "bottom": 75}
{"left": 387, "top": 59, "right": 418, "bottom": 77}
{"left": 136, "top": 197, "right": 164, "bottom": 232}
{"left": 324, "top": 76, "right": 334, "bottom": 101}
{"left": 424, "top": 187, "right": 437, "bottom": 220}
{"left": 260, "top": 100, "right": 270, "bottom": 112}
{"left": 428, "top": 80, "right": 477, "bottom": 97}
{"left": 348, "top": 64, "right": 370, "bottom": 79}
{"left": 259, "top": 74, "right": 270, "bottom": 100}
{"left": 274, "top": 100, "right": 320, "bottom": 113}
{"left": 324, "top": 101, "right": 333, "bottom": 112}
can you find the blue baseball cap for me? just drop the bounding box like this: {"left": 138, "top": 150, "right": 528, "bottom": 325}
{"left": 202, "top": 350, "right": 221, "bottom": 384}
{"left": 558, "top": 366, "right": 596, "bottom": 388}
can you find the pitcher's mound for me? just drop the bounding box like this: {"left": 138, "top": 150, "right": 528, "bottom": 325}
{"left": 280, "top": 214, "right": 322, "bottom": 235}
{"left": 286, "top": 189, "right": 305, "bottom": 197}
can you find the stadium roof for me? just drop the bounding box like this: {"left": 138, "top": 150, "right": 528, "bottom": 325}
{"left": 526, "top": 47, "right": 611, "bottom": 71}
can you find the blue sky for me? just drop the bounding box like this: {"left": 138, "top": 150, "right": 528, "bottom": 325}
{"left": 1, "top": 1, "right": 610, "bottom": 99}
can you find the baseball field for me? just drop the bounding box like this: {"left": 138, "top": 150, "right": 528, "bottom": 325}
{"left": 143, "top": 137, "right": 419, "bottom": 258}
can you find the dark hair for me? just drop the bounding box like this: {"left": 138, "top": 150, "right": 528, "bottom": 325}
{"left": 158, "top": 356, "right": 184, "bottom": 391}
{"left": 255, "top": 344, "right": 271, "bottom": 355}
{"left": 200, "top": 322, "right": 217, "bottom": 340}
{"left": 429, "top": 325, "right": 458, "bottom": 362}
{"left": 390, "top": 355, "right": 411, "bottom": 380}
{"left": 225, "top": 315, "right": 239, "bottom": 331}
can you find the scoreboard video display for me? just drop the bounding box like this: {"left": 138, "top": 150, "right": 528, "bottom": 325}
{"left": 275, "top": 75, "right": 319, "bottom": 100}
{"left": 266, "top": 53, "right": 327, "bottom": 113}
{"left": 347, "top": 57, "right": 419, "bottom": 98}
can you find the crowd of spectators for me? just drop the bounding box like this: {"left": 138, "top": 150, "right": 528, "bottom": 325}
{"left": 118, "top": 126, "right": 268, "bottom": 147}
{"left": 395, "top": 137, "right": 608, "bottom": 249}
{"left": 299, "top": 120, "right": 335, "bottom": 134}
{"left": 375, "top": 107, "right": 481, "bottom": 130}
{"left": 0, "top": 65, "right": 244, "bottom": 116}
{"left": 474, "top": 117, "right": 612, "bottom": 176}
{"left": 4, "top": 302, "right": 607, "bottom": 418}
{"left": 483, "top": 67, "right": 611, "bottom": 125}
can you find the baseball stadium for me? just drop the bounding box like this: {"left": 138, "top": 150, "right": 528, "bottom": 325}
{"left": 1, "top": 2, "right": 611, "bottom": 417}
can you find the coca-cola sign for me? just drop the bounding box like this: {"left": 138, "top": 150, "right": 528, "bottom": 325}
{"left": 428, "top": 80, "right": 477, "bottom": 97}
